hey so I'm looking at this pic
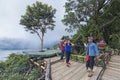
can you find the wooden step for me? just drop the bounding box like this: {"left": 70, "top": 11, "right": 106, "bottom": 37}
{"left": 109, "top": 61, "right": 120, "bottom": 65}
{"left": 107, "top": 66, "right": 120, "bottom": 72}
{"left": 102, "top": 73, "right": 120, "bottom": 80}
{"left": 89, "top": 67, "right": 102, "bottom": 80}
{"left": 102, "top": 55, "right": 120, "bottom": 80}
{"left": 102, "top": 75, "right": 119, "bottom": 80}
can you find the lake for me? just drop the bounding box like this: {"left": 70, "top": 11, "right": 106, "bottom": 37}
{"left": 0, "top": 50, "right": 32, "bottom": 61}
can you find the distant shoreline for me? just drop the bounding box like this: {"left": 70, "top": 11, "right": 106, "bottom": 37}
{"left": 0, "top": 50, "right": 28, "bottom": 61}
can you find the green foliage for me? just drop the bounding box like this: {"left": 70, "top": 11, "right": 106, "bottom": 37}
{"left": 72, "top": 31, "right": 85, "bottom": 54}
{"left": 20, "top": 1, "right": 56, "bottom": 32}
{"left": 20, "top": 1, "right": 56, "bottom": 50}
{"left": 99, "top": 0, "right": 120, "bottom": 48}
{"left": 63, "top": 0, "right": 120, "bottom": 49}
{"left": 0, "top": 54, "right": 41, "bottom": 80}
{"left": 61, "top": 36, "right": 70, "bottom": 41}
{"left": 53, "top": 43, "right": 60, "bottom": 49}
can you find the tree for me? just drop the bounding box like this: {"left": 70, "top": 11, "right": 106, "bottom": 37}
{"left": 62, "top": 0, "right": 120, "bottom": 49}
{"left": 62, "top": 0, "right": 112, "bottom": 31}
{"left": 20, "top": 1, "right": 56, "bottom": 51}
{"left": 99, "top": 0, "right": 120, "bottom": 48}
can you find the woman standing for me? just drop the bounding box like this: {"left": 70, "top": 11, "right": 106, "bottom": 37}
{"left": 65, "top": 39, "right": 74, "bottom": 67}
{"left": 86, "top": 36, "right": 99, "bottom": 77}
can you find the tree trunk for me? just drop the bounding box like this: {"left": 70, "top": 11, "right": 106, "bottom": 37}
{"left": 40, "top": 32, "right": 44, "bottom": 51}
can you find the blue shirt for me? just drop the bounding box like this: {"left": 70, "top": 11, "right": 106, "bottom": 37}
{"left": 65, "top": 43, "right": 72, "bottom": 52}
{"left": 86, "top": 42, "right": 99, "bottom": 56}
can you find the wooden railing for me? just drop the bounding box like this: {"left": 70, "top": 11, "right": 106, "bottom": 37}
{"left": 28, "top": 57, "right": 47, "bottom": 80}
{"left": 97, "top": 50, "right": 112, "bottom": 80}
{"left": 71, "top": 55, "right": 85, "bottom": 63}
{"left": 23, "top": 50, "right": 61, "bottom": 80}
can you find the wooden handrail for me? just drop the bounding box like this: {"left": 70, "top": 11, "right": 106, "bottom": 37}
{"left": 97, "top": 50, "right": 112, "bottom": 80}
{"left": 72, "top": 55, "right": 86, "bottom": 58}
{"left": 71, "top": 55, "right": 85, "bottom": 63}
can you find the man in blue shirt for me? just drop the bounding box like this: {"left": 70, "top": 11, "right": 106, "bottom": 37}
{"left": 86, "top": 36, "right": 99, "bottom": 77}
{"left": 65, "top": 39, "right": 74, "bottom": 67}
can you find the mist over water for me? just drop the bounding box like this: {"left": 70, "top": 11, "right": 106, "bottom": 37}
{"left": 0, "top": 50, "right": 23, "bottom": 61}
{"left": 0, "top": 38, "right": 60, "bottom": 61}
{"left": 0, "top": 38, "right": 60, "bottom": 50}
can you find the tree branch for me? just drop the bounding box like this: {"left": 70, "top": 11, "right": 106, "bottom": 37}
{"left": 100, "top": 16, "right": 117, "bottom": 29}
{"left": 31, "top": 28, "right": 42, "bottom": 40}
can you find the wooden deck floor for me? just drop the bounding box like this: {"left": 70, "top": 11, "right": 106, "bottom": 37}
{"left": 50, "top": 57, "right": 102, "bottom": 80}
{"left": 102, "top": 55, "right": 120, "bottom": 80}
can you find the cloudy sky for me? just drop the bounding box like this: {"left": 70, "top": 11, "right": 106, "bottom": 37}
{"left": 0, "top": 0, "right": 73, "bottom": 44}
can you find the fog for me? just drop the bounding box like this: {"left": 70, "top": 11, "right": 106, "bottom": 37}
{"left": 0, "top": 0, "right": 74, "bottom": 49}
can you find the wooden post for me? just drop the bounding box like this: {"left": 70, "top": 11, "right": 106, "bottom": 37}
{"left": 45, "top": 58, "right": 52, "bottom": 80}
{"left": 82, "top": 57, "right": 84, "bottom": 63}
{"left": 75, "top": 56, "right": 78, "bottom": 62}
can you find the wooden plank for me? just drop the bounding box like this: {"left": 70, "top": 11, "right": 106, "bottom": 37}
{"left": 61, "top": 63, "right": 85, "bottom": 80}
{"left": 49, "top": 55, "right": 104, "bottom": 80}
{"left": 104, "top": 69, "right": 120, "bottom": 77}
{"left": 102, "top": 75, "right": 119, "bottom": 80}
{"left": 102, "top": 55, "right": 120, "bottom": 80}
{"left": 60, "top": 63, "right": 84, "bottom": 76}
{"left": 52, "top": 61, "right": 77, "bottom": 73}
{"left": 108, "top": 61, "right": 120, "bottom": 66}
{"left": 51, "top": 60, "right": 63, "bottom": 68}
{"left": 80, "top": 67, "right": 98, "bottom": 80}
{"left": 89, "top": 67, "right": 102, "bottom": 80}
{"left": 102, "top": 73, "right": 120, "bottom": 80}
{"left": 107, "top": 66, "right": 120, "bottom": 72}
{"left": 68, "top": 65, "right": 87, "bottom": 80}
{"left": 72, "top": 55, "right": 86, "bottom": 58}
{"left": 50, "top": 57, "right": 60, "bottom": 62}
{"left": 52, "top": 62, "right": 65, "bottom": 73}
{"left": 108, "top": 65, "right": 120, "bottom": 69}
{"left": 52, "top": 62, "right": 82, "bottom": 80}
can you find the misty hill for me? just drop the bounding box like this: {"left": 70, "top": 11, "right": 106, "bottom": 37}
{"left": 0, "top": 38, "right": 59, "bottom": 50}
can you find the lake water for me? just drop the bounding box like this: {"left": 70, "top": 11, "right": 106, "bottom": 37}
{"left": 0, "top": 50, "right": 31, "bottom": 61}
{"left": 0, "top": 49, "right": 60, "bottom": 61}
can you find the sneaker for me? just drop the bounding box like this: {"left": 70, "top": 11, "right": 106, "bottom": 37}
{"left": 66, "top": 64, "right": 70, "bottom": 67}
{"left": 88, "top": 73, "right": 93, "bottom": 77}
{"left": 68, "top": 62, "right": 71, "bottom": 65}
{"left": 87, "top": 70, "right": 94, "bottom": 73}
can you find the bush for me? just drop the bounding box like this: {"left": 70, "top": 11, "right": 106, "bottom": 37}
{"left": 0, "top": 53, "right": 42, "bottom": 80}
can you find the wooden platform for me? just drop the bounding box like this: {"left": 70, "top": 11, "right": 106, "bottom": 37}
{"left": 50, "top": 57, "right": 102, "bottom": 80}
{"left": 102, "top": 55, "right": 120, "bottom": 80}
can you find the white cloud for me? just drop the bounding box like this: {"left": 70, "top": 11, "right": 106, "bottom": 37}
{"left": 0, "top": 0, "right": 73, "bottom": 44}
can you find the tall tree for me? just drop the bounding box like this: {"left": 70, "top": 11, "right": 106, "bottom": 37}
{"left": 99, "top": 0, "right": 120, "bottom": 48}
{"left": 62, "top": 0, "right": 112, "bottom": 32}
{"left": 20, "top": 1, "right": 56, "bottom": 51}
{"left": 62, "top": 0, "right": 120, "bottom": 49}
